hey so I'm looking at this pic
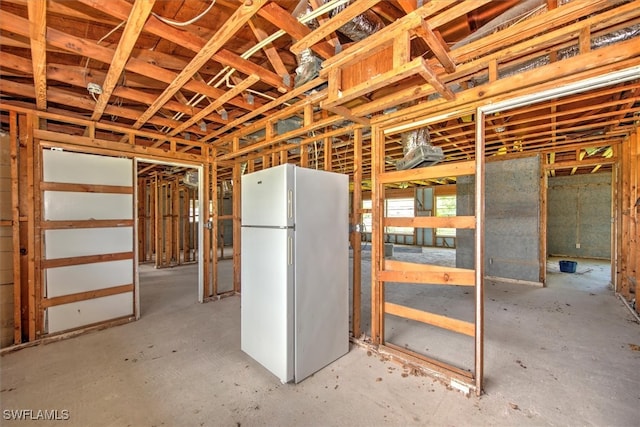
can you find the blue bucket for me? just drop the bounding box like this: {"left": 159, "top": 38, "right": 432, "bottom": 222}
{"left": 559, "top": 260, "right": 577, "bottom": 273}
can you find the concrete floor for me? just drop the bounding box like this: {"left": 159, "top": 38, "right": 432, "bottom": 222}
{"left": 1, "top": 247, "right": 639, "bottom": 426}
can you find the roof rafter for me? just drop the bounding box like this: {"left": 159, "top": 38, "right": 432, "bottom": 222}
{"left": 91, "top": 0, "right": 156, "bottom": 121}
{"left": 131, "top": 0, "right": 267, "bottom": 130}
{"left": 27, "top": 0, "right": 47, "bottom": 110}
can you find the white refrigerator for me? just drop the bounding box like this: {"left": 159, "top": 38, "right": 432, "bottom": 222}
{"left": 240, "top": 164, "right": 349, "bottom": 383}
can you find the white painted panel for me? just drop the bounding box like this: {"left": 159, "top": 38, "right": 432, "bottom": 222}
{"left": 44, "top": 191, "right": 132, "bottom": 220}
{"left": 43, "top": 150, "right": 132, "bottom": 186}
{"left": 46, "top": 292, "right": 133, "bottom": 334}
{"left": 44, "top": 227, "right": 132, "bottom": 259}
{"left": 46, "top": 260, "right": 133, "bottom": 298}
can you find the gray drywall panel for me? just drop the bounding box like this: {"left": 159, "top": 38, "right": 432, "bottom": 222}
{"left": 457, "top": 155, "right": 541, "bottom": 283}
{"left": 547, "top": 173, "right": 611, "bottom": 258}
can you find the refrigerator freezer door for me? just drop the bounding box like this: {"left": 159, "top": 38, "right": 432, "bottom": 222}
{"left": 241, "top": 164, "right": 294, "bottom": 227}
{"left": 293, "top": 167, "right": 349, "bottom": 383}
{"left": 241, "top": 226, "right": 294, "bottom": 383}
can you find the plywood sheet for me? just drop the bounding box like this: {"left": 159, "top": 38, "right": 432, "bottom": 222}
{"left": 46, "top": 259, "right": 133, "bottom": 298}
{"left": 44, "top": 191, "right": 133, "bottom": 220}
{"left": 45, "top": 292, "right": 133, "bottom": 334}
{"left": 44, "top": 227, "right": 133, "bottom": 259}
{"left": 42, "top": 149, "right": 133, "bottom": 186}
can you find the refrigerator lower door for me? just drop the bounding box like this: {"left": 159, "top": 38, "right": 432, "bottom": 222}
{"left": 241, "top": 226, "right": 294, "bottom": 383}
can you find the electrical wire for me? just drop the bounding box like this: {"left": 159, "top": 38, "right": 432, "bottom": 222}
{"left": 152, "top": 0, "right": 216, "bottom": 27}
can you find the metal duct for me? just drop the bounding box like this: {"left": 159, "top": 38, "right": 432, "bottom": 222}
{"left": 295, "top": 48, "right": 323, "bottom": 87}
{"left": 329, "top": 1, "right": 384, "bottom": 42}
{"left": 430, "top": 18, "right": 640, "bottom": 100}
{"left": 452, "top": 0, "right": 546, "bottom": 50}
{"left": 293, "top": 0, "right": 384, "bottom": 87}
{"left": 497, "top": 23, "right": 640, "bottom": 80}
{"left": 396, "top": 128, "right": 444, "bottom": 170}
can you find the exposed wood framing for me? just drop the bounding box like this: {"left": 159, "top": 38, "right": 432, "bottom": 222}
{"left": 9, "top": 111, "right": 21, "bottom": 344}
{"left": 26, "top": 0, "right": 47, "bottom": 111}
{"left": 91, "top": 0, "right": 156, "bottom": 121}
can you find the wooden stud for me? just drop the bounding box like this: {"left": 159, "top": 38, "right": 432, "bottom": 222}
{"left": 474, "top": 109, "right": 486, "bottom": 396}
{"left": 25, "top": 114, "right": 36, "bottom": 340}
{"left": 579, "top": 26, "right": 591, "bottom": 54}
{"left": 351, "top": 128, "right": 362, "bottom": 338}
{"left": 539, "top": 156, "right": 548, "bottom": 286}
{"left": 210, "top": 150, "right": 218, "bottom": 297}
{"left": 232, "top": 163, "right": 242, "bottom": 293}
{"left": 173, "top": 177, "right": 180, "bottom": 264}
{"left": 10, "top": 111, "right": 21, "bottom": 344}
{"left": 154, "top": 174, "right": 161, "bottom": 268}
{"left": 370, "top": 125, "right": 385, "bottom": 344}
{"left": 324, "top": 136, "right": 332, "bottom": 171}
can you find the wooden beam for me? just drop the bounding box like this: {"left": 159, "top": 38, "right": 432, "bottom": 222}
{"left": 379, "top": 161, "right": 475, "bottom": 184}
{"left": 0, "top": 51, "right": 230, "bottom": 124}
{"left": 0, "top": 80, "right": 205, "bottom": 135}
{"left": 385, "top": 302, "right": 475, "bottom": 336}
{"left": 91, "top": 0, "right": 156, "bottom": 121}
{"left": 0, "top": 10, "right": 255, "bottom": 112}
{"left": 77, "top": 0, "right": 287, "bottom": 92}
{"left": 383, "top": 216, "right": 475, "bottom": 229}
{"left": 169, "top": 75, "right": 260, "bottom": 137}
{"left": 290, "top": 0, "right": 382, "bottom": 55}
{"left": 414, "top": 20, "right": 456, "bottom": 73}
{"left": 417, "top": 57, "right": 455, "bottom": 100}
{"left": 258, "top": 2, "right": 335, "bottom": 59}
{"left": 382, "top": 260, "right": 475, "bottom": 286}
{"left": 248, "top": 19, "right": 289, "bottom": 79}
{"left": 42, "top": 284, "right": 133, "bottom": 308}
{"left": 27, "top": 0, "right": 47, "bottom": 110}
{"left": 132, "top": 0, "right": 267, "bottom": 129}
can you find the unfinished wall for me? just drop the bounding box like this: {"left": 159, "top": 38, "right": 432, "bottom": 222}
{"left": 0, "top": 130, "right": 14, "bottom": 347}
{"left": 547, "top": 173, "right": 611, "bottom": 259}
{"left": 457, "top": 155, "right": 541, "bottom": 284}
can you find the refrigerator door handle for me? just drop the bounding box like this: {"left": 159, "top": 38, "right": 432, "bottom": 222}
{"left": 287, "top": 189, "right": 293, "bottom": 219}
{"left": 288, "top": 236, "right": 293, "bottom": 266}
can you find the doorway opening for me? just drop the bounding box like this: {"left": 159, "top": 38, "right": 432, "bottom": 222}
{"left": 134, "top": 159, "right": 204, "bottom": 318}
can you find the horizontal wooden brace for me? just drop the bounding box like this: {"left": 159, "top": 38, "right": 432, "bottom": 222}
{"left": 378, "top": 263, "right": 475, "bottom": 286}
{"left": 36, "top": 131, "right": 202, "bottom": 162}
{"left": 385, "top": 302, "right": 475, "bottom": 336}
{"left": 40, "top": 182, "right": 133, "bottom": 194}
{"left": 543, "top": 156, "right": 618, "bottom": 170}
{"left": 383, "top": 215, "right": 475, "bottom": 229}
{"left": 378, "top": 160, "right": 475, "bottom": 184}
{"left": 41, "top": 219, "right": 134, "bottom": 230}
{"left": 42, "top": 251, "right": 133, "bottom": 269}
{"left": 42, "top": 284, "right": 133, "bottom": 308}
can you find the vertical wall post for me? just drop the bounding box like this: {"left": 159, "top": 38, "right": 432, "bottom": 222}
{"left": 351, "top": 128, "right": 363, "bottom": 338}
{"left": 9, "top": 111, "right": 21, "bottom": 344}
{"left": 474, "top": 108, "right": 486, "bottom": 396}
{"left": 370, "top": 125, "right": 385, "bottom": 344}
{"left": 211, "top": 149, "right": 218, "bottom": 297}
{"left": 232, "top": 163, "right": 242, "bottom": 293}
